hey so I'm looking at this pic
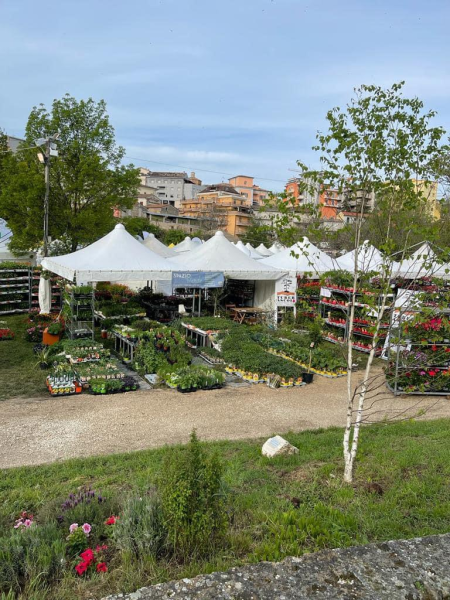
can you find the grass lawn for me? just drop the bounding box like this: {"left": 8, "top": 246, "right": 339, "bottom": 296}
{"left": 0, "top": 314, "right": 48, "bottom": 400}
{"left": 1, "top": 419, "right": 450, "bottom": 599}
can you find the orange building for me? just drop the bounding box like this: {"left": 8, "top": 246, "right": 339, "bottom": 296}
{"left": 180, "top": 183, "right": 253, "bottom": 236}
{"left": 284, "top": 177, "right": 339, "bottom": 219}
{"left": 228, "top": 175, "right": 270, "bottom": 206}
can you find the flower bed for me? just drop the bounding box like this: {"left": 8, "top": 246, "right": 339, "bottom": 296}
{"left": 0, "top": 326, "right": 14, "bottom": 340}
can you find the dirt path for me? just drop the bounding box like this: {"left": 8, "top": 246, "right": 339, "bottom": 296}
{"left": 1, "top": 371, "right": 449, "bottom": 469}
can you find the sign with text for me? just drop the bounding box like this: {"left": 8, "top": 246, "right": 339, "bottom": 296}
{"left": 172, "top": 271, "right": 224, "bottom": 289}
{"left": 275, "top": 275, "right": 297, "bottom": 306}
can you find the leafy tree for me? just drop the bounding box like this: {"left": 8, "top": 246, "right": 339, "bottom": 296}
{"left": 120, "top": 216, "right": 163, "bottom": 239}
{"left": 269, "top": 82, "right": 447, "bottom": 483}
{"left": 0, "top": 95, "right": 139, "bottom": 254}
{"left": 240, "top": 219, "right": 273, "bottom": 246}
{"left": 163, "top": 229, "right": 186, "bottom": 246}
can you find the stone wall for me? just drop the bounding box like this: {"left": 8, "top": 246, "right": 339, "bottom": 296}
{"left": 103, "top": 533, "right": 450, "bottom": 599}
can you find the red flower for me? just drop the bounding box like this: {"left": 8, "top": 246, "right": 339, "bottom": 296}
{"left": 105, "top": 516, "right": 118, "bottom": 525}
{"left": 96, "top": 562, "right": 108, "bottom": 573}
{"left": 445, "top": 348, "right": 450, "bottom": 353}
{"left": 96, "top": 544, "right": 108, "bottom": 552}
{"left": 80, "top": 548, "right": 94, "bottom": 564}
{"left": 75, "top": 561, "right": 88, "bottom": 576}
{"left": 432, "top": 345, "right": 438, "bottom": 351}
{"left": 428, "top": 370, "right": 437, "bottom": 377}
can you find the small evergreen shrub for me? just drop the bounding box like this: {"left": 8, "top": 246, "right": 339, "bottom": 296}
{"left": 159, "top": 431, "right": 227, "bottom": 558}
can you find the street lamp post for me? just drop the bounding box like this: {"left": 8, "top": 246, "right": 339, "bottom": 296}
{"left": 36, "top": 135, "right": 58, "bottom": 258}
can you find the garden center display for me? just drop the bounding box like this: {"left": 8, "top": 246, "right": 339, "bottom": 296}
{"left": 64, "top": 285, "right": 95, "bottom": 340}
{"left": 386, "top": 280, "right": 450, "bottom": 395}
{"left": 0, "top": 263, "right": 31, "bottom": 315}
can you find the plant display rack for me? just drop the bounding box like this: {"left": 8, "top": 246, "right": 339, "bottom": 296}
{"left": 320, "top": 285, "right": 391, "bottom": 356}
{"left": 181, "top": 322, "right": 218, "bottom": 349}
{"left": 0, "top": 268, "right": 31, "bottom": 315}
{"left": 66, "top": 288, "right": 95, "bottom": 340}
{"left": 296, "top": 279, "right": 320, "bottom": 319}
{"left": 386, "top": 284, "right": 450, "bottom": 395}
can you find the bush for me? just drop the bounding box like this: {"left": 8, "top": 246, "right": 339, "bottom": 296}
{"left": 0, "top": 523, "right": 66, "bottom": 596}
{"left": 113, "top": 492, "right": 167, "bottom": 559}
{"left": 159, "top": 431, "right": 227, "bottom": 558}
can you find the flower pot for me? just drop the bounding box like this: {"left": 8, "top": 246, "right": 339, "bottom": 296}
{"left": 43, "top": 328, "right": 60, "bottom": 346}
{"left": 302, "top": 372, "right": 314, "bottom": 384}
{"left": 101, "top": 330, "right": 108, "bottom": 339}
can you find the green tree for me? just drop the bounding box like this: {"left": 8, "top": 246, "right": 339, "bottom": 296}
{"left": 269, "top": 82, "right": 447, "bottom": 483}
{"left": 0, "top": 95, "right": 139, "bottom": 253}
{"left": 120, "top": 216, "right": 164, "bottom": 239}
{"left": 163, "top": 229, "right": 186, "bottom": 246}
{"left": 240, "top": 219, "right": 273, "bottom": 246}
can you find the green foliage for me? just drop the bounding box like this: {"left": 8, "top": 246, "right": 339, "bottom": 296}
{"left": 46, "top": 322, "right": 63, "bottom": 336}
{"left": 159, "top": 431, "right": 227, "bottom": 557}
{"left": 182, "top": 316, "right": 237, "bottom": 331}
{"left": 162, "top": 365, "right": 225, "bottom": 390}
{"left": 240, "top": 220, "right": 273, "bottom": 246}
{"left": 162, "top": 229, "right": 186, "bottom": 246}
{"left": 113, "top": 492, "right": 167, "bottom": 559}
{"left": 0, "top": 94, "right": 139, "bottom": 254}
{"left": 120, "top": 217, "right": 163, "bottom": 239}
{"left": 0, "top": 523, "right": 66, "bottom": 596}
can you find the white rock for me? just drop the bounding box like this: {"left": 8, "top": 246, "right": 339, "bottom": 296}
{"left": 262, "top": 435, "right": 299, "bottom": 458}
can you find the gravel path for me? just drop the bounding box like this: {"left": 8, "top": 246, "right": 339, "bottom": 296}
{"left": 1, "top": 370, "right": 449, "bottom": 469}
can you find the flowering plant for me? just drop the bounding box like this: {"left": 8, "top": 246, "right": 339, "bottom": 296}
{"left": 66, "top": 523, "right": 93, "bottom": 555}
{"left": 0, "top": 327, "right": 14, "bottom": 340}
{"left": 75, "top": 545, "right": 109, "bottom": 576}
{"left": 14, "top": 511, "right": 34, "bottom": 529}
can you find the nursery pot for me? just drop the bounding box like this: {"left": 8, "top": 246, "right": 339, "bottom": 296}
{"left": 43, "top": 328, "right": 60, "bottom": 346}
{"left": 101, "top": 329, "right": 108, "bottom": 339}
{"left": 302, "top": 372, "right": 314, "bottom": 384}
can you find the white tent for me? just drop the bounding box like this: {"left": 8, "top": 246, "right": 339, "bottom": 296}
{"left": 260, "top": 237, "right": 334, "bottom": 276}
{"left": 245, "top": 243, "right": 264, "bottom": 259}
{"left": 170, "top": 231, "right": 284, "bottom": 280}
{"left": 392, "top": 242, "right": 450, "bottom": 279}
{"left": 234, "top": 241, "right": 251, "bottom": 256}
{"left": 269, "top": 242, "right": 285, "bottom": 254}
{"left": 42, "top": 224, "right": 176, "bottom": 282}
{"left": 142, "top": 233, "right": 175, "bottom": 258}
{"left": 335, "top": 241, "right": 384, "bottom": 273}
{"left": 255, "top": 243, "right": 273, "bottom": 257}
{"left": 173, "top": 236, "right": 202, "bottom": 253}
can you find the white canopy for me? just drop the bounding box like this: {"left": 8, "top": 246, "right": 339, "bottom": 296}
{"left": 335, "top": 241, "right": 384, "bottom": 273}
{"left": 255, "top": 243, "right": 273, "bottom": 257}
{"left": 261, "top": 237, "right": 334, "bottom": 276}
{"left": 170, "top": 231, "right": 284, "bottom": 280}
{"left": 392, "top": 242, "right": 450, "bottom": 279}
{"left": 245, "top": 243, "right": 264, "bottom": 259}
{"left": 173, "top": 236, "right": 202, "bottom": 253}
{"left": 142, "top": 233, "right": 175, "bottom": 258}
{"left": 234, "top": 241, "right": 251, "bottom": 256}
{"left": 269, "top": 242, "right": 285, "bottom": 254}
{"left": 42, "top": 224, "right": 176, "bottom": 282}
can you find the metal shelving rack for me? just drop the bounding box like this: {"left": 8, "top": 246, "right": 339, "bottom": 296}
{"left": 67, "top": 288, "right": 95, "bottom": 340}
{"left": 0, "top": 268, "right": 31, "bottom": 315}
{"left": 320, "top": 285, "right": 391, "bottom": 356}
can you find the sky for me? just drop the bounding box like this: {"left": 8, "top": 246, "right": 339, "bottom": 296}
{"left": 1, "top": 0, "right": 449, "bottom": 192}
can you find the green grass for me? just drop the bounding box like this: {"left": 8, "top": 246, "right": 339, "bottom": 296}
{"left": 0, "top": 315, "right": 48, "bottom": 400}
{"left": 1, "top": 419, "right": 450, "bottom": 599}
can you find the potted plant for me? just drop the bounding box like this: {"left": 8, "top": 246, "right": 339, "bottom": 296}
{"left": 35, "top": 346, "right": 50, "bottom": 370}
{"left": 302, "top": 342, "right": 315, "bottom": 384}
{"left": 43, "top": 321, "right": 63, "bottom": 346}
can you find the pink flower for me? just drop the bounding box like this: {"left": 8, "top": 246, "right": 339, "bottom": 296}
{"left": 23, "top": 519, "right": 32, "bottom": 528}
{"left": 14, "top": 521, "right": 22, "bottom": 529}
{"left": 82, "top": 523, "right": 91, "bottom": 535}
{"left": 69, "top": 523, "right": 78, "bottom": 534}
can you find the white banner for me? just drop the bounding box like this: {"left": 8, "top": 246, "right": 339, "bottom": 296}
{"left": 275, "top": 275, "right": 297, "bottom": 306}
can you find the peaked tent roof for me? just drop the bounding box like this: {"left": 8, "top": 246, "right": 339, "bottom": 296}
{"left": 42, "top": 224, "right": 176, "bottom": 282}
{"left": 261, "top": 237, "right": 334, "bottom": 275}
{"left": 335, "top": 241, "right": 384, "bottom": 272}
{"left": 256, "top": 243, "right": 273, "bottom": 256}
{"left": 170, "top": 231, "right": 284, "bottom": 280}
{"left": 173, "top": 236, "right": 203, "bottom": 253}
{"left": 245, "top": 242, "right": 264, "bottom": 259}
{"left": 269, "top": 242, "right": 285, "bottom": 254}
{"left": 142, "top": 233, "right": 175, "bottom": 258}
{"left": 392, "top": 242, "right": 450, "bottom": 279}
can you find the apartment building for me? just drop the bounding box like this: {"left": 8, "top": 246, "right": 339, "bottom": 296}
{"left": 228, "top": 175, "right": 270, "bottom": 206}
{"left": 139, "top": 169, "right": 205, "bottom": 208}
{"left": 180, "top": 183, "right": 253, "bottom": 236}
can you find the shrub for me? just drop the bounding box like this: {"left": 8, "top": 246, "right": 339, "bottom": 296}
{"left": 0, "top": 523, "right": 66, "bottom": 596}
{"left": 46, "top": 322, "right": 63, "bottom": 336}
{"left": 113, "top": 492, "right": 167, "bottom": 559}
{"left": 159, "top": 431, "right": 227, "bottom": 558}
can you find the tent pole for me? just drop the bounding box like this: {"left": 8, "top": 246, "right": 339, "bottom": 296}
{"left": 198, "top": 290, "right": 202, "bottom": 316}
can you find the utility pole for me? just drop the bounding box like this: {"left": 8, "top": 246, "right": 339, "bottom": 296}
{"left": 36, "top": 135, "right": 58, "bottom": 258}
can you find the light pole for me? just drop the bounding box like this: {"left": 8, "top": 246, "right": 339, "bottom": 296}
{"left": 36, "top": 135, "right": 58, "bottom": 258}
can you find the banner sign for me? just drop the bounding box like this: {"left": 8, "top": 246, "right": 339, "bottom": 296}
{"left": 172, "top": 271, "right": 224, "bottom": 289}
{"left": 275, "top": 275, "right": 297, "bottom": 306}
